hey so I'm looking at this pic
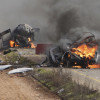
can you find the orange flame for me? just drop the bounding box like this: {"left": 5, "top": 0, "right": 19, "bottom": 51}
{"left": 71, "top": 44, "right": 98, "bottom": 59}
{"left": 30, "top": 42, "right": 36, "bottom": 48}
{"left": 10, "top": 37, "right": 36, "bottom": 48}
{"left": 88, "top": 64, "right": 100, "bottom": 69}
{"left": 10, "top": 40, "right": 15, "bottom": 47}
{"left": 73, "top": 66, "right": 82, "bottom": 68}
{"left": 10, "top": 40, "right": 19, "bottom": 47}
{"left": 73, "top": 65, "right": 100, "bottom": 69}
{"left": 72, "top": 44, "right": 99, "bottom": 69}
{"left": 28, "top": 38, "right": 31, "bottom": 42}
{"left": 28, "top": 37, "right": 36, "bottom": 48}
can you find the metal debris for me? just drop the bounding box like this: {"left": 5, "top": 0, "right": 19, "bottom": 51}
{"left": 57, "top": 88, "right": 64, "bottom": 94}
{"left": 0, "top": 65, "right": 12, "bottom": 70}
{"left": 8, "top": 68, "right": 33, "bottom": 74}
{"left": 41, "top": 32, "right": 98, "bottom": 68}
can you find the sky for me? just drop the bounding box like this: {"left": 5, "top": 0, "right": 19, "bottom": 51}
{"left": 0, "top": 0, "right": 100, "bottom": 42}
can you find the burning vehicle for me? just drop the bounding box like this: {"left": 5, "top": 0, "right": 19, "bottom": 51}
{"left": 41, "top": 32, "right": 99, "bottom": 68}
{"left": 0, "top": 24, "right": 39, "bottom": 50}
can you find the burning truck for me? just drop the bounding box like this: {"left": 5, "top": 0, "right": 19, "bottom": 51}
{"left": 41, "top": 32, "right": 99, "bottom": 69}
{"left": 0, "top": 24, "right": 39, "bottom": 50}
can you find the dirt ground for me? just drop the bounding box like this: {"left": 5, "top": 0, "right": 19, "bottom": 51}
{"left": 0, "top": 69, "right": 60, "bottom": 100}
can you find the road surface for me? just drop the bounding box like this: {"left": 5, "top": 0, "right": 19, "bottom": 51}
{"left": 64, "top": 68, "right": 100, "bottom": 91}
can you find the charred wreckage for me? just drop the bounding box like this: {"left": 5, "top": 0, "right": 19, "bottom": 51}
{"left": 41, "top": 32, "right": 99, "bottom": 69}
{"left": 0, "top": 24, "right": 39, "bottom": 50}
{"left": 0, "top": 24, "right": 99, "bottom": 69}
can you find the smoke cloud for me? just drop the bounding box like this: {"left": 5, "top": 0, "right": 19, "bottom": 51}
{"left": 0, "top": 0, "right": 100, "bottom": 42}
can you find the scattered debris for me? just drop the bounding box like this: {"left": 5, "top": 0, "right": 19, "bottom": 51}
{"left": 57, "top": 88, "right": 64, "bottom": 94}
{"left": 8, "top": 68, "right": 33, "bottom": 74}
{"left": 0, "top": 65, "right": 12, "bottom": 70}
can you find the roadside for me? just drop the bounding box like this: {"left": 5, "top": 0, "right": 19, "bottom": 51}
{"left": 1, "top": 50, "right": 100, "bottom": 100}
{"left": 66, "top": 68, "right": 100, "bottom": 92}
{"left": 33, "top": 68, "right": 100, "bottom": 100}
{"left": 0, "top": 69, "right": 60, "bottom": 100}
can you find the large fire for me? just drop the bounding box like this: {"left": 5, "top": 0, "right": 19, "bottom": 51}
{"left": 71, "top": 44, "right": 100, "bottom": 69}
{"left": 10, "top": 37, "right": 36, "bottom": 48}
{"left": 71, "top": 44, "right": 98, "bottom": 59}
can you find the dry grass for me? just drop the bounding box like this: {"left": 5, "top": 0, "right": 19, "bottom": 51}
{"left": 3, "top": 51, "right": 36, "bottom": 67}
{"left": 34, "top": 68, "right": 100, "bottom": 100}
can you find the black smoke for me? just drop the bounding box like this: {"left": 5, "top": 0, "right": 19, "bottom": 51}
{"left": 1, "top": 0, "right": 100, "bottom": 42}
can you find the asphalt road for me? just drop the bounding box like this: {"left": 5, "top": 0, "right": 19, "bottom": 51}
{"left": 64, "top": 68, "right": 100, "bottom": 92}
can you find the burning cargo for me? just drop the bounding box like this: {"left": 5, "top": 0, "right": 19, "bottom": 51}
{"left": 41, "top": 32, "right": 99, "bottom": 69}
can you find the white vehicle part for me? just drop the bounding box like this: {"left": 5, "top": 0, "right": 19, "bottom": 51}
{"left": 8, "top": 68, "right": 33, "bottom": 74}
{"left": 0, "top": 65, "right": 12, "bottom": 70}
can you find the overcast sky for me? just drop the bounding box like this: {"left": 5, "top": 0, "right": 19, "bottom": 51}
{"left": 0, "top": 0, "right": 100, "bottom": 42}
{"left": 0, "top": 0, "right": 100, "bottom": 29}
{"left": 0, "top": 0, "right": 45, "bottom": 31}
